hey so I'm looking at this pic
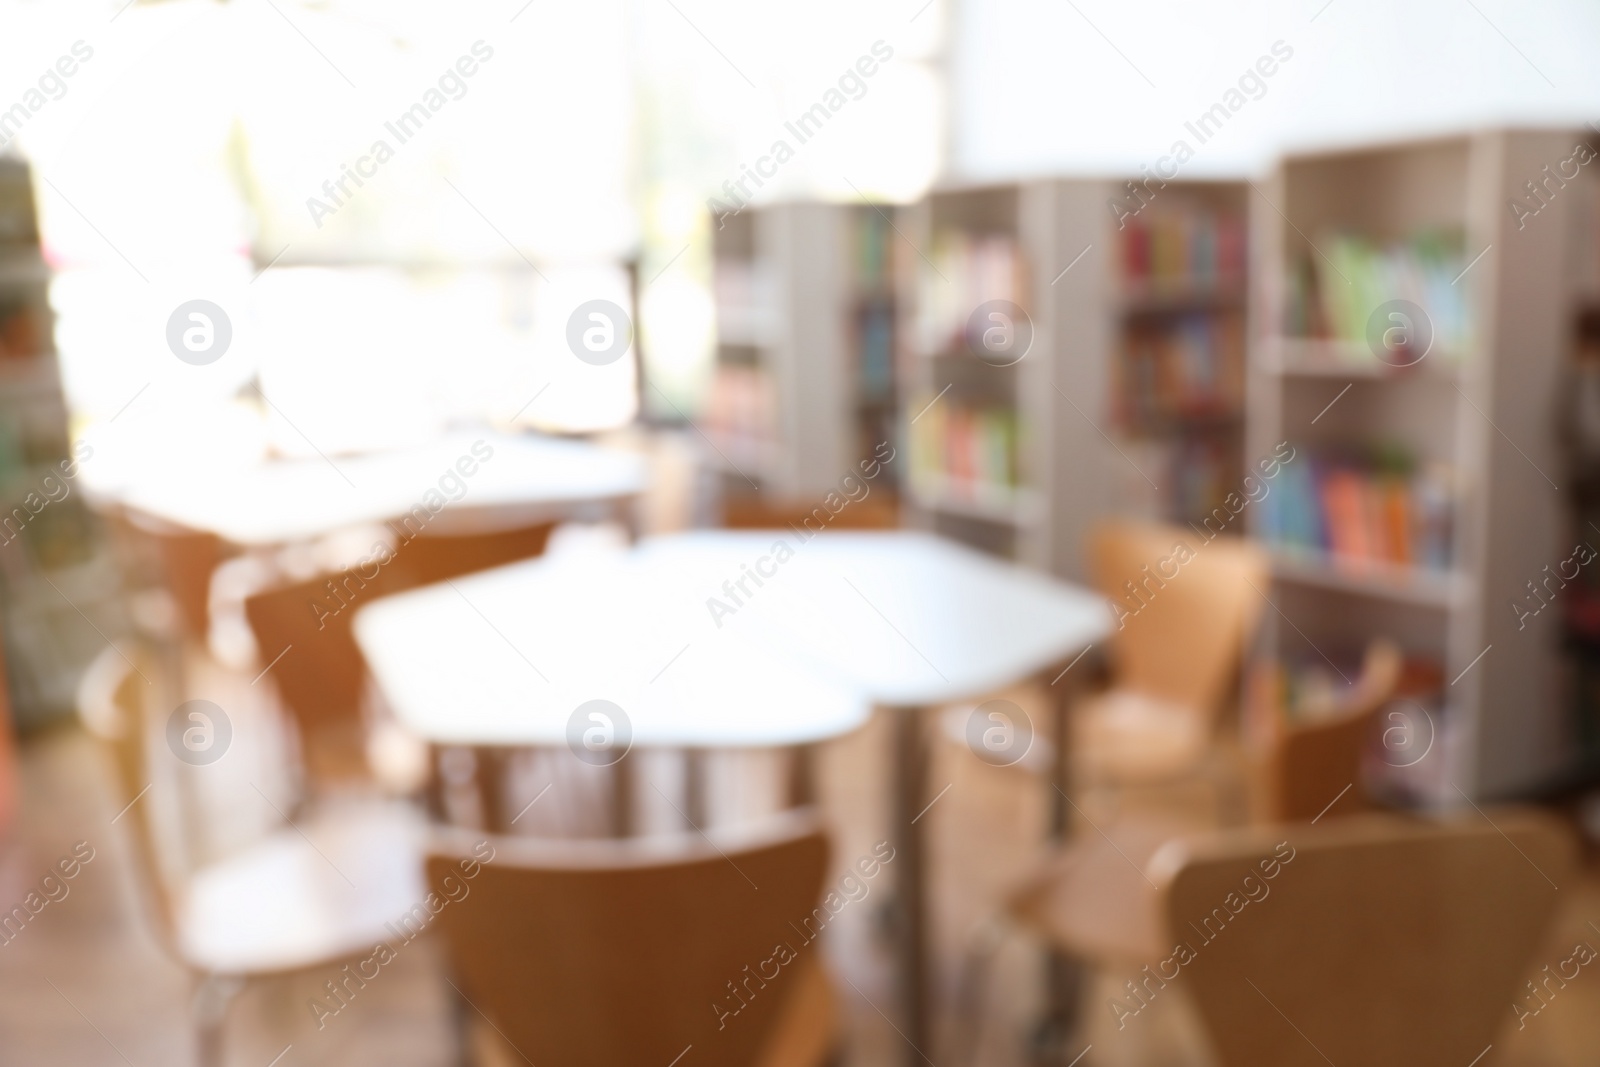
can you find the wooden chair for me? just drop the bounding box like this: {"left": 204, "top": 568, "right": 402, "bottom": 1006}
{"left": 1010, "top": 638, "right": 1405, "bottom": 963}
{"left": 103, "top": 509, "right": 227, "bottom": 642}
{"left": 243, "top": 520, "right": 557, "bottom": 789}
{"left": 77, "top": 639, "right": 425, "bottom": 1067}
{"left": 992, "top": 638, "right": 1402, "bottom": 1061}
{"left": 1160, "top": 812, "right": 1575, "bottom": 1066}
{"left": 425, "top": 811, "right": 839, "bottom": 1067}
{"left": 1072, "top": 521, "right": 1268, "bottom": 798}
{"left": 1246, "top": 639, "right": 1403, "bottom": 822}
{"left": 1005, "top": 810, "right": 1573, "bottom": 1066}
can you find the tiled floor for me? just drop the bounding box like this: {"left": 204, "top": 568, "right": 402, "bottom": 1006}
{"left": 3, "top": 680, "right": 1599, "bottom": 1067}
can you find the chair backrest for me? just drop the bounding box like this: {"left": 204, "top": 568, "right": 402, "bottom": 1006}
{"left": 1154, "top": 811, "right": 1575, "bottom": 1067}
{"left": 76, "top": 640, "right": 182, "bottom": 950}
{"left": 105, "top": 509, "right": 226, "bottom": 641}
{"left": 1089, "top": 520, "right": 1268, "bottom": 716}
{"left": 397, "top": 521, "right": 558, "bottom": 587}
{"left": 243, "top": 520, "right": 557, "bottom": 778}
{"left": 426, "top": 812, "right": 831, "bottom": 1067}
{"left": 1261, "top": 639, "right": 1402, "bottom": 822}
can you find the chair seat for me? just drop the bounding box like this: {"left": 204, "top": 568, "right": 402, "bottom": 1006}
{"left": 1007, "top": 815, "right": 1203, "bottom": 963}
{"left": 177, "top": 802, "right": 425, "bottom": 975}
{"left": 1073, "top": 688, "right": 1208, "bottom": 785}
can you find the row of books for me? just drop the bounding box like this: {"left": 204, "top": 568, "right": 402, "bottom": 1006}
{"left": 702, "top": 364, "right": 776, "bottom": 470}
{"left": 914, "top": 231, "right": 1025, "bottom": 357}
{"left": 855, "top": 209, "right": 896, "bottom": 290}
{"left": 856, "top": 299, "right": 894, "bottom": 402}
{"left": 1117, "top": 210, "right": 1246, "bottom": 289}
{"left": 1114, "top": 314, "right": 1244, "bottom": 427}
{"left": 908, "top": 397, "right": 1023, "bottom": 495}
{"left": 1108, "top": 434, "right": 1241, "bottom": 529}
{"left": 1259, "top": 452, "right": 1455, "bottom": 571}
{"left": 1284, "top": 230, "right": 1472, "bottom": 356}
{"left": 1168, "top": 437, "right": 1241, "bottom": 525}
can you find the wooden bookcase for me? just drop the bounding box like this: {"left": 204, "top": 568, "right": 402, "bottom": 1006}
{"left": 1245, "top": 130, "right": 1581, "bottom": 800}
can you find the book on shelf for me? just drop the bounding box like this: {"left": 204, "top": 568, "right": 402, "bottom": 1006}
{"left": 914, "top": 230, "right": 1025, "bottom": 357}
{"left": 1259, "top": 447, "right": 1454, "bottom": 573}
{"left": 856, "top": 298, "right": 894, "bottom": 402}
{"left": 1117, "top": 209, "right": 1245, "bottom": 291}
{"left": 1106, "top": 432, "right": 1238, "bottom": 528}
{"left": 1116, "top": 312, "right": 1243, "bottom": 427}
{"left": 1171, "top": 436, "right": 1236, "bottom": 525}
{"left": 855, "top": 209, "right": 895, "bottom": 291}
{"left": 703, "top": 363, "right": 776, "bottom": 469}
{"left": 908, "top": 395, "right": 1022, "bottom": 504}
{"left": 1284, "top": 229, "right": 1471, "bottom": 359}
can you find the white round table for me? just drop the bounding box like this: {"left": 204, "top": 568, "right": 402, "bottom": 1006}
{"left": 97, "top": 431, "right": 648, "bottom": 546}
{"left": 355, "top": 529, "right": 1112, "bottom": 1060}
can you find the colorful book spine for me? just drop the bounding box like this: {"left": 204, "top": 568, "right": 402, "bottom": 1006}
{"left": 1118, "top": 211, "right": 1245, "bottom": 288}
{"left": 917, "top": 231, "right": 1025, "bottom": 356}
{"left": 1296, "top": 230, "right": 1472, "bottom": 355}
{"left": 909, "top": 397, "right": 1023, "bottom": 498}
{"left": 1115, "top": 313, "right": 1243, "bottom": 426}
{"left": 1262, "top": 454, "right": 1454, "bottom": 572}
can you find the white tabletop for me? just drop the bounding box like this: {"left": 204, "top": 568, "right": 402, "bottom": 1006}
{"left": 102, "top": 432, "right": 648, "bottom": 547}
{"left": 640, "top": 531, "right": 1114, "bottom": 706}
{"left": 354, "top": 539, "right": 872, "bottom": 748}
{"left": 352, "top": 530, "right": 1110, "bottom": 748}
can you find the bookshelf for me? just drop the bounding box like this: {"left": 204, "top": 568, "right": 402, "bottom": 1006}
{"left": 1108, "top": 183, "right": 1248, "bottom": 529}
{"left": 896, "top": 180, "right": 1249, "bottom": 576}
{"left": 1245, "top": 130, "right": 1580, "bottom": 800}
{"left": 705, "top": 202, "right": 902, "bottom": 501}
{"left": 0, "top": 156, "right": 125, "bottom": 730}
{"left": 899, "top": 184, "right": 1044, "bottom": 563}
{"left": 1553, "top": 145, "right": 1600, "bottom": 780}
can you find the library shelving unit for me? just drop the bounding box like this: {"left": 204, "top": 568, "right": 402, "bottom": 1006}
{"left": 1552, "top": 141, "right": 1600, "bottom": 782}
{"left": 1244, "top": 130, "right": 1580, "bottom": 800}
{"left": 899, "top": 184, "right": 1044, "bottom": 562}
{"left": 897, "top": 180, "right": 1249, "bottom": 575}
{"left": 1105, "top": 182, "right": 1249, "bottom": 527}
{"left": 0, "top": 156, "right": 124, "bottom": 729}
{"left": 705, "top": 202, "right": 902, "bottom": 500}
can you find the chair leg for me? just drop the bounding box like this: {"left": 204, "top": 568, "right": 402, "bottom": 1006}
{"left": 1029, "top": 950, "right": 1085, "bottom": 1067}
{"left": 191, "top": 973, "right": 243, "bottom": 1067}
{"left": 448, "top": 974, "right": 476, "bottom": 1067}
{"left": 953, "top": 914, "right": 1010, "bottom": 1067}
